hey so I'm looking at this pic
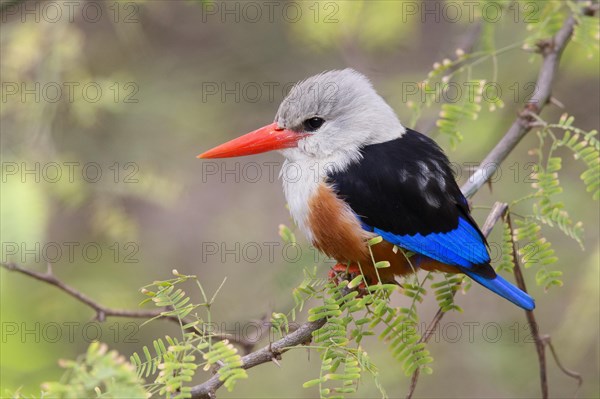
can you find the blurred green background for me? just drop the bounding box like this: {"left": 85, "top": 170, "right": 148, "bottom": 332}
{"left": 1, "top": 0, "right": 598, "bottom": 398}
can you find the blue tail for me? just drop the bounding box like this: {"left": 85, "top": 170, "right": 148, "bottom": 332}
{"left": 462, "top": 269, "right": 535, "bottom": 310}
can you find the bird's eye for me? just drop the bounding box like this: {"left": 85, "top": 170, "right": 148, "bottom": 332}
{"left": 303, "top": 117, "right": 325, "bottom": 132}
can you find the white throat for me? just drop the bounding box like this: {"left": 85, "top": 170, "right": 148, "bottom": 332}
{"left": 280, "top": 153, "right": 347, "bottom": 243}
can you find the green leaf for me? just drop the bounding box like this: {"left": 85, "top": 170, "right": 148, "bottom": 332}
{"left": 374, "top": 261, "right": 391, "bottom": 269}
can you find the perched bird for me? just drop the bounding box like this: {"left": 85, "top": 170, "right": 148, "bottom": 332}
{"left": 198, "top": 69, "right": 535, "bottom": 310}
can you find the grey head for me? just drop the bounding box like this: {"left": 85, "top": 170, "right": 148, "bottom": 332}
{"left": 275, "top": 69, "right": 405, "bottom": 167}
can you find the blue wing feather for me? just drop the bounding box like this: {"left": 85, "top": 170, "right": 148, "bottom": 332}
{"left": 369, "top": 219, "right": 535, "bottom": 310}
{"left": 372, "top": 217, "right": 490, "bottom": 268}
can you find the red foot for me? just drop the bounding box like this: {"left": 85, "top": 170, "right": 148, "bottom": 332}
{"left": 328, "top": 263, "right": 360, "bottom": 277}
{"left": 328, "top": 263, "right": 368, "bottom": 294}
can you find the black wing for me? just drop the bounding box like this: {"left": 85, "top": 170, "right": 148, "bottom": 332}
{"left": 327, "top": 129, "right": 490, "bottom": 269}
{"left": 329, "top": 129, "right": 474, "bottom": 235}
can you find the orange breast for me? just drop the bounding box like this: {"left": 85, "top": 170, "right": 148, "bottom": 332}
{"left": 307, "top": 183, "right": 370, "bottom": 263}
{"left": 307, "top": 183, "right": 460, "bottom": 284}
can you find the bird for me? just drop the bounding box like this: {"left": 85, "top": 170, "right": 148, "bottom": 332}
{"left": 198, "top": 69, "right": 535, "bottom": 311}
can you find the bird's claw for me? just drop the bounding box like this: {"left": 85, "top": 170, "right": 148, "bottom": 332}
{"left": 328, "top": 263, "right": 369, "bottom": 296}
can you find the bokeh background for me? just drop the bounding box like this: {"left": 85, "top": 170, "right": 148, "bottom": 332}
{"left": 1, "top": 0, "right": 598, "bottom": 398}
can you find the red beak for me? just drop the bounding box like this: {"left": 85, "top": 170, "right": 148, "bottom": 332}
{"left": 197, "top": 122, "right": 306, "bottom": 159}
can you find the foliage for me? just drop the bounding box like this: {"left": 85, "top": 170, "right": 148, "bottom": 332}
{"left": 34, "top": 272, "right": 247, "bottom": 398}
{"left": 198, "top": 340, "right": 246, "bottom": 392}
{"left": 129, "top": 272, "right": 247, "bottom": 398}
{"left": 431, "top": 274, "right": 464, "bottom": 313}
{"left": 552, "top": 115, "right": 600, "bottom": 201}
{"left": 571, "top": 4, "right": 600, "bottom": 58}
{"left": 283, "top": 237, "right": 457, "bottom": 399}
{"left": 506, "top": 113, "right": 598, "bottom": 291}
{"left": 408, "top": 0, "right": 597, "bottom": 150}
{"left": 41, "top": 341, "right": 147, "bottom": 398}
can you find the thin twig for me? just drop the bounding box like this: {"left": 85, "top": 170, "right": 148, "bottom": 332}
{"left": 507, "top": 214, "right": 583, "bottom": 399}
{"left": 0, "top": 261, "right": 269, "bottom": 350}
{"left": 0, "top": 261, "right": 164, "bottom": 322}
{"left": 506, "top": 212, "right": 548, "bottom": 398}
{"left": 406, "top": 202, "right": 508, "bottom": 399}
{"left": 543, "top": 335, "right": 583, "bottom": 397}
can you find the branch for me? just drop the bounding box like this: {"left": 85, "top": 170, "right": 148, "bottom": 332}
{"left": 544, "top": 335, "right": 583, "bottom": 395}
{"left": 461, "top": 6, "right": 585, "bottom": 199}
{"left": 0, "top": 261, "right": 266, "bottom": 351}
{"left": 190, "top": 318, "right": 327, "bottom": 399}
{"left": 0, "top": 261, "right": 163, "bottom": 322}
{"left": 506, "top": 212, "right": 548, "bottom": 397}
{"left": 406, "top": 201, "right": 508, "bottom": 399}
